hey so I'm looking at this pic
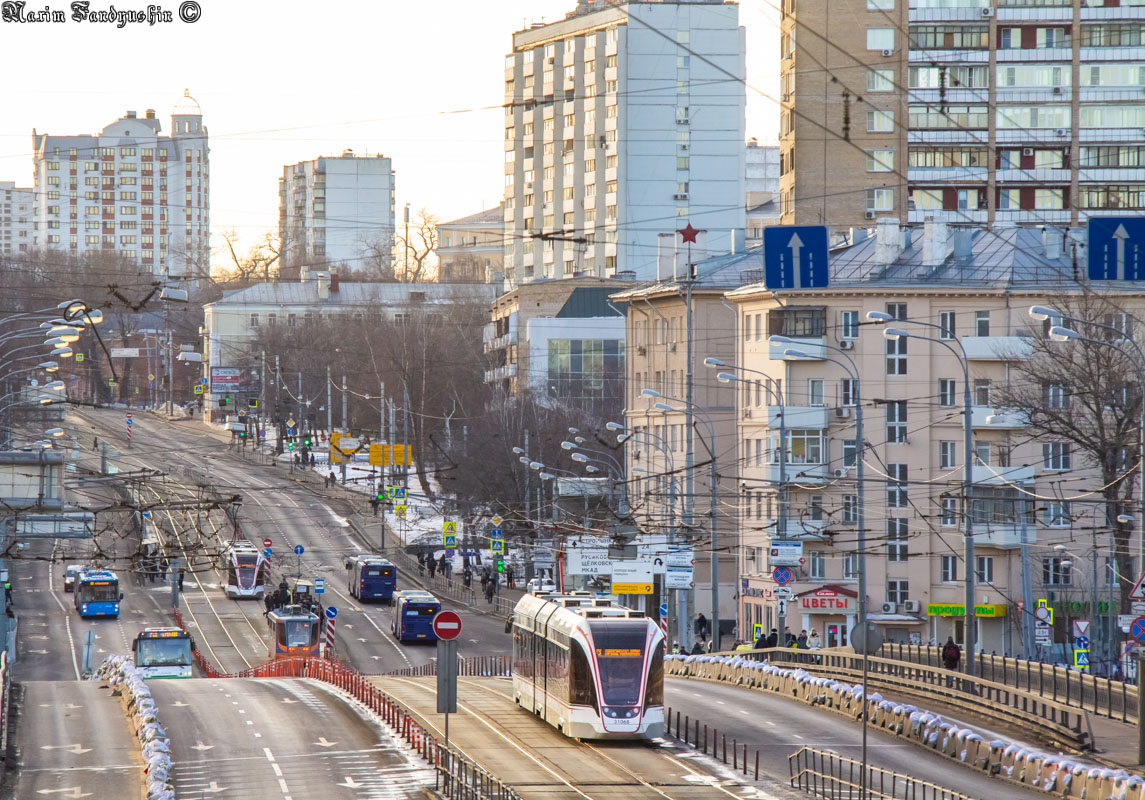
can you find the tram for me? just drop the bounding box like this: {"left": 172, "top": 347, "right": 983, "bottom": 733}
{"left": 346, "top": 555, "right": 397, "bottom": 602}
{"left": 391, "top": 590, "right": 440, "bottom": 643}
{"left": 267, "top": 604, "right": 322, "bottom": 660}
{"left": 132, "top": 628, "right": 194, "bottom": 679}
{"left": 222, "top": 541, "right": 269, "bottom": 599}
{"left": 510, "top": 591, "right": 665, "bottom": 740}
{"left": 74, "top": 569, "right": 122, "bottom": 618}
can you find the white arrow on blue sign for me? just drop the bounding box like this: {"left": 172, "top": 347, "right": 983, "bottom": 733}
{"left": 293, "top": 545, "right": 305, "bottom": 555}
{"left": 325, "top": 606, "right": 338, "bottom": 619}
{"left": 490, "top": 528, "right": 502, "bottom": 537}
{"left": 263, "top": 548, "right": 272, "bottom": 557}
{"left": 764, "top": 225, "right": 830, "bottom": 290}
{"left": 1076, "top": 635, "right": 1090, "bottom": 649}
{"left": 1089, "top": 218, "right": 1145, "bottom": 281}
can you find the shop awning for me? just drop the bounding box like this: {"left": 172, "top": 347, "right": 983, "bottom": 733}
{"left": 865, "top": 613, "right": 925, "bottom": 624}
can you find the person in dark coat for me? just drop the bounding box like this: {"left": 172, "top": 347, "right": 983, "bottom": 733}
{"left": 695, "top": 613, "right": 709, "bottom": 639}
{"left": 463, "top": 567, "right": 472, "bottom": 588}
{"left": 797, "top": 630, "right": 808, "bottom": 649}
{"left": 484, "top": 579, "right": 495, "bottom": 604}
{"left": 690, "top": 641, "right": 704, "bottom": 655}
{"left": 942, "top": 637, "right": 962, "bottom": 670}
{"left": 264, "top": 592, "right": 275, "bottom": 617}
{"left": 438, "top": 553, "right": 448, "bottom": 578}
{"left": 753, "top": 630, "right": 767, "bottom": 650}
{"left": 427, "top": 557, "right": 437, "bottom": 578}
{"left": 764, "top": 629, "right": 778, "bottom": 649}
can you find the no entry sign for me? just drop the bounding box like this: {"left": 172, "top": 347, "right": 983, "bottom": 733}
{"left": 433, "top": 610, "right": 463, "bottom": 641}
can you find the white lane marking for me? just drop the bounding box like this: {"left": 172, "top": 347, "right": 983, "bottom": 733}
{"left": 765, "top": 721, "right": 776, "bottom": 727}
{"left": 278, "top": 778, "right": 290, "bottom": 793}
{"left": 271, "top": 763, "right": 283, "bottom": 777}
{"left": 46, "top": 542, "right": 81, "bottom": 681}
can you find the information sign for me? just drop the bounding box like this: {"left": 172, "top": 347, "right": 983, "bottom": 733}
{"left": 769, "top": 540, "right": 803, "bottom": 567}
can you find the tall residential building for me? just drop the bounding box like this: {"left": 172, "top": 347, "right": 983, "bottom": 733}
{"left": 745, "top": 139, "right": 780, "bottom": 248}
{"left": 278, "top": 151, "right": 395, "bottom": 279}
{"left": 502, "top": 0, "right": 746, "bottom": 286}
{"left": 436, "top": 205, "right": 505, "bottom": 283}
{"left": 0, "top": 182, "right": 34, "bottom": 258}
{"left": 31, "top": 92, "right": 209, "bottom": 279}
{"left": 780, "top": 0, "right": 1145, "bottom": 231}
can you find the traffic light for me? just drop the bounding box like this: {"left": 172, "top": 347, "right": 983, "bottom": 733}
{"left": 303, "top": 434, "right": 312, "bottom": 447}
{"left": 287, "top": 439, "right": 294, "bottom": 451}
{"left": 495, "top": 555, "right": 505, "bottom": 572}
{"left": 218, "top": 398, "right": 228, "bottom": 409}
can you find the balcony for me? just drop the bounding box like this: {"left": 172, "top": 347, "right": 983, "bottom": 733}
{"left": 971, "top": 524, "right": 1036, "bottom": 549}
{"left": 906, "top": 167, "right": 988, "bottom": 183}
{"left": 1078, "top": 167, "right": 1145, "bottom": 184}
{"left": 907, "top": 209, "right": 988, "bottom": 224}
{"left": 769, "top": 405, "right": 829, "bottom": 429}
{"left": 970, "top": 406, "right": 1027, "bottom": 429}
{"left": 768, "top": 337, "right": 826, "bottom": 361}
{"left": 995, "top": 168, "right": 1070, "bottom": 183}
{"left": 483, "top": 330, "right": 517, "bottom": 354}
{"left": 996, "top": 128, "right": 1071, "bottom": 144}
{"left": 971, "top": 463, "right": 1035, "bottom": 486}
{"left": 483, "top": 363, "right": 517, "bottom": 383}
{"left": 962, "top": 336, "right": 1033, "bottom": 360}
{"left": 998, "top": 6, "right": 1070, "bottom": 22}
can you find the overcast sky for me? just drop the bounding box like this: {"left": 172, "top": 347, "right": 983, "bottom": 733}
{"left": 0, "top": 0, "right": 778, "bottom": 269}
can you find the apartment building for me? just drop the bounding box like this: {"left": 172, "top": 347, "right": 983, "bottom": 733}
{"left": 31, "top": 93, "right": 209, "bottom": 279}
{"left": 727, "top": 218, "right": 1145, "bottom": 657}
{"left": 745, "top": 139, "right": 781, "bottom": 248}
{"left": 279, "top": 151, "right": 395, "bottom": 279}
{"left": 436, "top": 205, "right": 504, "bottom": 283}
{"left": 485, "top": 276, "right": 629, "bottom": 415}
{"left": 0, "top": 182, "right": 33, "bottom": 258}
{"left": 502, "top": 0, "right": 746, "bottom": 287}
{"left": 780, "top": 0, "right": 1145, "bottom": 232}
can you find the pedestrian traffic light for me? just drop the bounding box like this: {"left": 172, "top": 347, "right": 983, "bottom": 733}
{"left": 287, "top": 440, "right": 294, "bottom": 451}
{"left": 218, "top": 398, "right": 228, "bottom": 409}
{"left": 495, "top": 555, "right": 505, "bottom": 572}
{"left": 303, "top": 434, "right": 312, "bottom": 446}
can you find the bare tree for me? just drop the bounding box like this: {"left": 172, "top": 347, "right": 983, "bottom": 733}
{"left": 393, "top": 208, "right": 440, "bottom": 282}
{"left": 220, "top": 231, "right": 280, "bottom": 285}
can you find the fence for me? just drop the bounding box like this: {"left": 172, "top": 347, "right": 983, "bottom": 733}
{"left": 385, "top": 548, "right": 516, "bottom": 617}
{"left": 665, "top": 705, "right": 762, "bottom": 781}
{"left": 788, "top": 747, "right": 977, "bottom": 800}
{"left": 877, "top": 643, "right": 1137, "bottom": 725}
{"left": 385, "top": 654, "right": 511, "bottom": 678}
{"left": 0, "top": 651, "right": 9, "bottom": 767}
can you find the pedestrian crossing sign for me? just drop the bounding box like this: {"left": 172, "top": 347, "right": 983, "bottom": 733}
{"left": 754, "top": 623, "right": 763, "bottom": 642}
{"left": 394, "top": 504, "right": 406, "bottom": 518}
{"left": 444, "top": 520, "right": 457, "bottom": 534}
{"left": 444, "top": 534, "right": 457, "bottom": 548}
{"left": 490, "top": 539, "right": 504, "bottom": 554}
{"left": 1074, "top": 649, "right": 1090, "bottom": 669}
{"left": 387, "top": 486, "right": 406, "bottom": 501}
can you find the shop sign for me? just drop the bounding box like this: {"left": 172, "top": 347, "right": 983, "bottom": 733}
{"left": 927, "top": 603, "right": 1007, "bottom": 618}
{"left": 801, "top": 590, "right": 850, "bottom": 611}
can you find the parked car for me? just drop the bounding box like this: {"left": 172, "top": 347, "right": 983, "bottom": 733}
{"left": 62, "top": 564, "right": 83, "bottom": 592}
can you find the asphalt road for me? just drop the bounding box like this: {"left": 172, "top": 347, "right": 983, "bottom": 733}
{"left": 151, "top": 677, "right": 433, "bottom": 799}
{"left": 1, "top": 680, "right": 141, "bottom": 799}
{"left": 664, "top": 678, "right": 1046, "bottom": 799}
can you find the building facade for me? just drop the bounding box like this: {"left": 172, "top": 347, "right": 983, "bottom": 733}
{"left": 436, "top": 206, "right": 504, "bottom": 283}
{"left": 31, "top": 92, "right": 209, "bottom": 279}
{"left": 745, "top": 139, "right": 780, "bottom": 248}
{"left": 278, "top": 151, "right": 395, "bottom": 278}
{"left": 727, "top": 219, "right": 1143, "bottom": 659}
{"left": 502, "top": 0, "right": 746, "bottom": 286}
{"left": 780, "top": 0, "right": 1145, "bottom": 231}
{"left": 0, "top": 182, "right": 33, "bottom": 258}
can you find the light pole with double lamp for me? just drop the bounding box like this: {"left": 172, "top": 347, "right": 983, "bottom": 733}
{"left": 867, "top": 311, "right": 979, "bottom": 676}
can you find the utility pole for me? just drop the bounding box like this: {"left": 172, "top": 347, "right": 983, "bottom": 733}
{"left": 327, "top": 365, "right": 332, "bottom": 434}
{"left": 682, "top": 275, "right": 695, "bottom": 652}
{"left": 275, "top": 355, "right": 281, "bottom": 414}
{"left": 403, "top": 203, "right": 410, "bottom": 280}
{"left": 259, "top": 350, "right": 266, "bottom": 432}
{"left": 342, "top": 375, "right": 348, "bottom": 432}
{"left": 402, "top": 383, "right": 409, "bottom": 490}
{"left": 298, "top": 371, "right": 304, "bottom": 443}
{"left": 1019, "top": 481, "right": 1034, "bottom": 657}
{"left": 166, "top": 326, "right": 174, "bottom": 416}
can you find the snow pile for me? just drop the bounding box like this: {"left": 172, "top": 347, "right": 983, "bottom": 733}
{"left": 94, "top": 656, "right": 174, "bottom": 800}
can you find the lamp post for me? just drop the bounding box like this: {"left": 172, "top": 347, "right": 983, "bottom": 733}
{"left": 868, "top": 311, "right": 979, "bottom": 676}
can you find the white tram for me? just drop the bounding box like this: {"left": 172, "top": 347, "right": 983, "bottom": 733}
{"left": 510, "top": 591, "right": 665, "bottom": 740}
{"left": 222, "top": 541, "right": 269, "bottom": 599}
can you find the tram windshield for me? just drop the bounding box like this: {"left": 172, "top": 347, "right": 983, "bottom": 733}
{"left": 136, "top": 637, "right": 191, "bottom": 667}
{"left": 588, "top": 620, "right": 648, "bottom": 706}
{"left": 279, "top": 619, "right": 317, "bottom": 648}
{"left": 77, "top": 580, "right": 119, "bottom": 603}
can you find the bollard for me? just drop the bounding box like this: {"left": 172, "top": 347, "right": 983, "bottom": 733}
{"left": 704, "top": 724, "right": 708, "bottom": 754}
{"left": 722, "top": 733, "right": 727, "bottom": 764}
{"left": 755, "top": 749, "right": 759, "bottom": 781}
{"left": 743, "top": 743, "right": 748, "bottom": 775}
{"left": 733, "top": 738, "right": 737, "bottom": 769}
{"left": 676, "top": 710, "right": 681, "bottom": 740}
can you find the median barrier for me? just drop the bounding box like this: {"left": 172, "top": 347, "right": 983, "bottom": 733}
{"left": 666, "top": 653, "right": 1145, "bottom": 799}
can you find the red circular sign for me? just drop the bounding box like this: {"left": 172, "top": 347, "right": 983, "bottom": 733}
{"left": 263, "top": 538, "right": 272, "bottom": 548}
{"left": 433, "top": 610, "right": 463, "bottom": 641}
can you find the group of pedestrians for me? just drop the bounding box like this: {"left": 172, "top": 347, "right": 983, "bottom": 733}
{"left": 263, "top": 581, "right": 322, "bottom": 617}
{"left": 140, "top": 556, "right": 170, "bottom": 584}
{"left": 750, "top": 627, "right": 822, "bottom": 650}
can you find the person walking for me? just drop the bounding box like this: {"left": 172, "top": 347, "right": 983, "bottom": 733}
{"left": 484, "top": 578, "right": 495, "bottom": 604}
{"left": 753, "top": 628, "right": 767, "bottom": 650}
{"left": 797, "top": 630, "right": 808, "bottom": 649}
{"left": 807, "top": 629, "right": 822, "bottom": 650}
{"left": 695, "top": 613, "right": 709, "bottom": 640}
{"left": 506, "top": 565, "right": 515, "bottom": 589}
{"left": 764, "top": 628, "right": 778, "bottom": 649}
{"left": 942, "top": 637, "right": 962, "bottom": 671}
{"left": 463, "top": 567, "right": 472, "bottom": 589}
{"left": 264, "top": 592, "right": 275, "bottom": 618}
{"left": 427, "top": 557, "right": 437, "bottom": 579}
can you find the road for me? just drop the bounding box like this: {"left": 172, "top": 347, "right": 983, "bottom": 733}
{"left": 151, "top": 677, "right": 433, "bottom": 799}
{"left": 663, "top": 678, "right": 1046, "bottom": 799}
{"left": 0, "top": 680, "right": 142, "bottom": 799}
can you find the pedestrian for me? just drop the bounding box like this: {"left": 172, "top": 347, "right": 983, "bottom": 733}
{"left": 753, "top": 629, "right": 767, "bottom": 650}
{"left": 695, "top": 612, "right": 709, "bottom": 640}
{"left": 506, "top": 565, "right": 515, "bottom": 589}
{"left": 438, "top": 553, "right": 448, "bottom": 578}
{"left": 160, "top": 557, "right": 170, "bottom": 580}
{"left": 264, "top": 592, "right": 274, "bottom": 618}
{"left": 328, "top": 471, "right": 336, "bottom": 487}
{"left": 797, "top": 630, "right": 808, "bottom": 649}
{"left": 463, "top": 567, "right": 472, "bottom": 589}
{"left": 785, "top": 627, "right": 795, "bottom": 646}
{"left": 808, "top": 629, "right": 822, "bottom": 650}
{"left": 941, "top": 636, "right": 962, "bottom": 671}
{"left": 690, "top": 640, "right": 704, "bottom": 655}
{"left": 309, "top": 453, "right": 316, "bottom": 467}
{"left": 485, "top": 579, "right": 495, "bottom": 604}
{"left": 418, "top": 552, "right": 426, "bottom": 577}
{"left": 177, "top": 569, "right": 185, "bottom": 592}
{"left": 3, "top": 583, "right": 11, "bottom": 606}
{"left": 672, "top": 642, "right": 681, "bottom": 655}
{"left": 765, "top": 628, "right": 778, "bottom": 649}
{"left": 428, "top": 558, "right": 437, "bottom": 579}
{"left": 92, "top": 436, "right": 99, "bottom": 451}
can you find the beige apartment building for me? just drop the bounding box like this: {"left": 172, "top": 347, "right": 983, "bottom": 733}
{"left": 726, "top": 219, "right": 1145, "bottom": 658}
{"left": 436, "top": 206, "right": 504, "bottom": 284}
{"left": 781, "top": 0, "right": 1145, "bottom": 233}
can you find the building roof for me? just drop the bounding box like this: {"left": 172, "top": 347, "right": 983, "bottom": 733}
{"left": 610, "top": 247, "right": 764, "bottom": 301}
{"left": 438, "top": 206, "right": 504, "bottom": 228}
{"left": 555, "top": 287, "right": 626, "bottom": 318}
{"left": 207, "top": 281, "right": 495, "bottom": 309}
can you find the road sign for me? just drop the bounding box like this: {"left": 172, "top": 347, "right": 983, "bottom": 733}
{"left": 444, "top": 520, "right": 457, "bottom": 534}
{"left": 490, "top": 528, "right": 502, "bottom": 538}
{"left": 293, "top": 545, "right": 305, "bottom": 556}
{"left": 490, "top": 539, "right": 504, "bottom": 554}
{"left": 148, "top": 374, "right": 155, "bottom": 382}
{"left": 1131, "top": 617, "right": 1145, "bottom": 643}
{"left": 1074, "top": 649, "right": 1090, "bottom": 669}
{"left": 74, "top": 353, "right": 84, "bottom": 362}
{"left": 1129, "top": 572, "right": 1145, "bottom": 601}
{"left": 769, "top": 540, "right": 803, "bottom": 567}
{"left": 141, "top": 510, "right": 151, "bottom": 519}
{"left": 1088, "top": 218, "right": 1145, "bottom": 281}
{"left": 659, "top": 602, "right": 668, "bottom": 619}
{"left": 1072, "top": 620, "right": 1090, "bottom": 639}
{"left": 491, "top": 515, "right": 504, "bottom": 527}
{"left": 193, "top": 385, "right": 204, "bottom": 395}
{"left": 263, "top": 548, "right": 272, "bottom": 558}
{"left": 433, "top": 610, "right": 463, "bottom": 641}
{"left": 774, "top": 587, "right": 794, "bottom": 599}
{"left": 286, "top": 418, "right": 296, "bottom": 429}
{"left": 394, "top": 504, "right": 407, "bottom": 518}
{"left": 1120, "top": 614, "right": 1135, "bottom": 632}
{"left": 125, "top": 417, "right": 133, "bottom": 426}
{"left": 777, "top": 598, "right": 788, "bottom": 616}
{"left": 263, "top": 538, "right": 272, "bottom": 548}
{"left": 314, "top": 578, "right": 325, "bottom": 594}
{"left": 1075, "top": 635, "right": 1090, "bottom": 650}
{"left": 754, "top": 623, "right": 764, "bottom": 642}
{"left": 444, "top": 534, "right": 457, "bottom": 548}
{"left": 763, "top": 225, "right": 829, "bottom": 290}
{"left": 200, "top": 377, "right": 208, "bottom": 386}
{"left": 772, "top": 566, "right": 792, "bottom": 585}
{"left": 325, "top": 606, "right": 338, "bottom": 619}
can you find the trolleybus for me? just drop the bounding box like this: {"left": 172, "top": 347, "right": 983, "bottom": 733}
{"left": 346, "top": 555, "right": 397, "bottom": 602}
{"left": 391, "top": 590, "right": 440, "bottom": 643}
{"left": 74, "top": 569, "right": 122, "bottom": 618}
{"left": 267, "top": 604, "right": 322, "bottom": 659}
{"left": 132, "top": 628, "right": 194, "bottom": 679}
{"left": 222, "top": 541, "right": 269, "bottom": 599}
{"left": 510, "top": 591, "right": 665, "bottom": 740}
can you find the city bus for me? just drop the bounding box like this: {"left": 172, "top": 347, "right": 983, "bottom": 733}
{"left": 346, "top": 555, "right": 397, "bottom": 602}
{"left": 267, "top": 604, "right": 322, "bottom": 660}
{"left": 132, "top": 628, "right": 194, "bottom": 679}
{"left": 222, "top": 541, "right": 269, "bottom": 599}
{"left": 74, "top": 569, "right": 122, "bottom": 618}
{"left": 391, "top": 590, "right": 440, "bottom": 643}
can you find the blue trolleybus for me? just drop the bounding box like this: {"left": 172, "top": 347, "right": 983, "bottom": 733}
{"left": 132, "top": 628, "right": 194, "bottom": 679}
{"left": 74, "top": 569, "right": 122, "bottom": 618}
{"left": 391, "top": 590, "right": 441, "bottom": 643}
{"left": 346, "top": 555, "right": 397, "bottom": 602}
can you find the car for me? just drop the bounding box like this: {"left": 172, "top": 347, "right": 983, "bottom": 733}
{"left": 526, "top": 578, "right": 557, "bottom": 593}
{"left": 62, "top": 564, "right": 83, "bottom": 592}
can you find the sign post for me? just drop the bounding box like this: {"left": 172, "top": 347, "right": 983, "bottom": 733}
{"left": 434, "top": 610, "right": 462, "bottom": 750}
{"left": 324, "top": 606, "right": 338, "bottom": 659}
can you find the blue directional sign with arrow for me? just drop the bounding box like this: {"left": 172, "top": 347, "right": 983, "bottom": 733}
{"left": 293, "top": 545, "right": 305, "bottom": 556}
{"left": 1089, "top": 218, "right": 1145, "bottom": 281}
{"left": 764, "top": 225, "right": 829, "bottom": 290}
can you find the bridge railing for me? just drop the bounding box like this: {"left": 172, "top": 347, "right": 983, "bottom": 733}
{"left": 788, "top": 746, "right": 977, "bottom": 800}
{"left": 385, "top": 654, "right": 511, "bottom": 678}
{"left": 876, "top": 643, "right": 1137, "bottom": 725}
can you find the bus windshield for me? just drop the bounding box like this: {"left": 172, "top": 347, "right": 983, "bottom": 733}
{"left": 588, "top": 620, "right": 648, "bottom": 706}
{"left": 78, "top": 581, "right": 119, "bottom": 603}
{"left": 136, "top": 637, "right": 191, "bottom": 667}
{"left": 280, "top": 620, "right": 315, "bottom": 647}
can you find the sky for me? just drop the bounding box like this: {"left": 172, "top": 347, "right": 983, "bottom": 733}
{"left": 0, "top": 0, "right": 779, "bottom": 271}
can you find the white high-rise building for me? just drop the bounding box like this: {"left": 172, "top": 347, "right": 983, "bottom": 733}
{"left": 502, "top": 0, "right": 746, "bottom": 286}
{"left": 31, "top": 91, "right": 209, "bottom": 280}
{"left": 278, "top": 151, "right": 395, "bottom": 278}
{"left": 0, "top": 182, "right": 34, "bottom": 258}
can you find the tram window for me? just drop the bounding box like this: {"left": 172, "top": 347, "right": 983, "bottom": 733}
{"left": 569, "top": 642, "right": 598, "bottom": 707}
{"left": 588, "top": 621, "right": 647, "bottom": 706}
{"left": 643, "top": 642, "right": 665, "bottom": 706}
{"left": 280, "top": 621, "right": 312, "bottom": 648}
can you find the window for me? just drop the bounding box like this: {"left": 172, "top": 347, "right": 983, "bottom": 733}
{"left": 908, "top": 65, "right": 989, "bottom": 89}
{"left": 844, "top": 553, "right": 859, "bottom": 579}
{"left": 843, "top": 495, "right": 857, "bottom": 523}
{"left": 808, "top": 379, "right": 824, "bottom": 406}
{"left": 809, "top": 551, "right": 825, "bottom": 579}
{"left": 810, "top": 496, "right": 825, "bottom": 521}
{"left": 941, "top": 496, "right": 958, "bottom": 526}
{"left": 887, "top": 580, "right": 909, "bottom": 604}
{"left": 868, "top": 0, "right": 893, "bottom": 7}
{"left": 867, "top": 110, "right": 895, "bottom": 132}
{"left": 975, "top": 556, "right": 994, "bottom": 585}
{"left": 841, "top": 310, "right": 859, "bottom": 339}
{"left": 886, "top": 303, "right": 906, "bottom": 321}
{"left": 841, "top": 378, "right": 857, "bottom": 407}
{"left": 867, "top": 188, "right": 895, "bottom": 212}
{"left": 886, "top": 401, "right": 907, "bottom": 443}
{"left": 1035, "top": 189, "right": 1064, "bottom": 210}
{"left": 974, "top": 440, "right": 990, "bottom": 466}
{"left": 970, "top": 486, "right": 1029, "bottom": 525}
{"left": 1043, "top": 442, "right": 1071, "bottom": 471}
{"left": 249, "top": 313, "right": 259, "bottom": 327}
{"left": 866, "top": 149, "right": 895, "bottom": 172}
{"left": 939, "top": 441, "right": 956, "bottom": 469}
{"left": 910, "top": 24, "right": 989, "bottom": 50}
{"left": 910, "top": 105, "right": 990, "bottom": 130}
{"left": 886, "top": 335, "right": 906, "bottom": 375}
{"left": 867, "top": 68, "right": 895, "bottom": 92}
{"left": 886, "top": 463, "right": 907, "bottom": 507}
{"left": 941, "top": 555, "right": 958, "bottom": 583}
{"left": 781, "top": 430, "right": 823, "bottom": 464}
{"left": 842, "top": 439, "right": 857, "bottom": 467}
{"left": 1044, "top": 383, "right": 1070, "bottom": 409}
{"left": 769, "top": 308, "right": 826, "bottom": 337}
{"left": 1044, "top": 500, "right": 1071, "bottom": 527}
{"left": 1043, "top": 557, "right": 1072, "bottom": 586}
{"left": 867, "top": 28, "right": 895, "bottom": 51}
{"left": 973, "top": 379, "right": 991, "bottom": 407}
{"left": 939, "top": 310, "right": 956, "bottom": 340}
{"left": 887, "top": 518, "right": 908, "bottom": 562}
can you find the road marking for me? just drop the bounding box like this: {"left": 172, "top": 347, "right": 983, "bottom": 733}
{"left": 337, "top": 777, "right": 363, "bottom": 788}
{"left": 190, "top": 741, "right": 214, "bottom": 751}
{"left": 738, "top": 709, "right": 748, "bottom": 715}
{"left": 281, "top": 698, "right": 298, "bottom": 704}
{"left": 278, "top": 779, "right": 290, "bottom": 793}
{"left": 34, "top": 788, "right": 91, "bottom": 798}
{"left": 46, "top": 541, "right": 81, "bottom": 681}
{"left": 315, "top": 737, "right": 337, "bottom": 748}
{"left": 201, "top": 782, "right": 228, "bottom": 794}
{"left": 765, "top": 721, "right": 776, "bottom": 727}
{"left": 271, "top": 763, "right": 283, "bottom": 777}
{"left": 40, "top": 744, "right": 92, "bottom": 755}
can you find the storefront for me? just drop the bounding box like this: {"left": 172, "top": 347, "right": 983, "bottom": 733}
{"left": 795, "top": 585, "right": 857, "bottom": 648}
{"left": 927, "top": 602, "right": 1008, "bottom": 651}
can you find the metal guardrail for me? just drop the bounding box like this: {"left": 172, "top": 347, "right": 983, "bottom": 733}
{"left": 788, "top": 746, "right": 977, "bottom": 800}
{"left": 386, "top": 655, "right": 511, "bottom": 678}
{"left": 0, "top": 651, "right": 9, "bottom": 765}
{"left": 877, "top": 643, "right": 1137, "bottom": 724}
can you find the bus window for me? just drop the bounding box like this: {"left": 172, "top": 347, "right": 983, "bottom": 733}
{"left": 136, "top": 637, "right": 191, "bottom": 667}
{"left": 78, "top": 581, "right": 119, "bottom": 603}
